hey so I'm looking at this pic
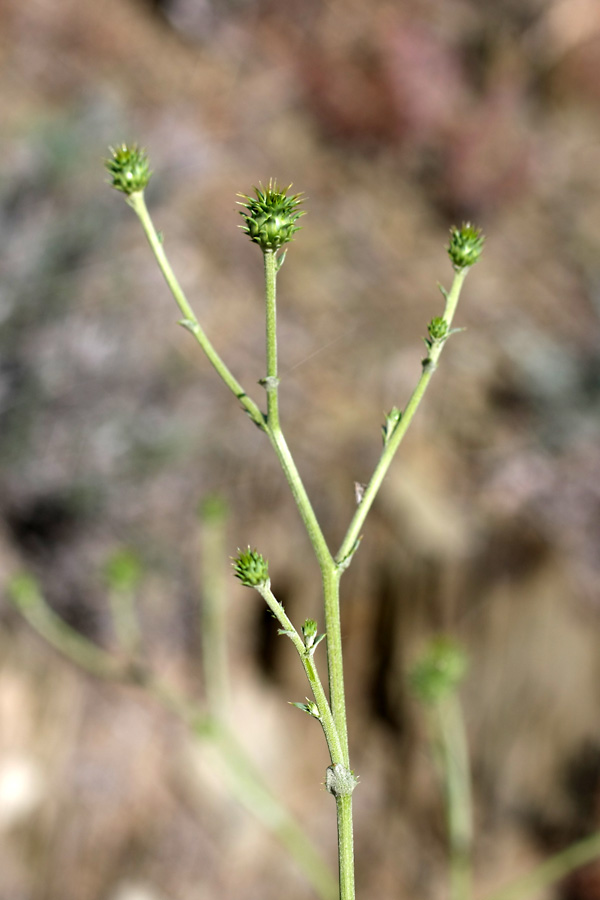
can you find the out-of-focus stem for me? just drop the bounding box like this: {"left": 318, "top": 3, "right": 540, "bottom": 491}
{"left": 198, "top": 497, "right": 230, "bottom": 713}
{"left": 6, "top": 574, "right": 338, "bottom": 900}
{"left": 481, "top": 831, "right": 600, "bottom": 900}
{"left": 435, "top": 694, "right": 473, "bottom": 900}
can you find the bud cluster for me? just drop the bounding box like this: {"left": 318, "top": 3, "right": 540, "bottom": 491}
{"left": 232, "top": 547, "right": 269, "bottom": 587}
{"left": 447, "top": 223, "right": 485, "bottom": 270}
{"left": 105, "top": 144, "right": 152, "bottom": 195}
{"left": 238, "top": 180, "right": 305, "bottom": 252}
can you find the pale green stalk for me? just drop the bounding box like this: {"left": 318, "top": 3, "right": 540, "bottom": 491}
{"left": 198, "top": 497, "right": 230, "bottom": 712}
{"left": 435, "top": 694, "right": 473, "bottom": 900}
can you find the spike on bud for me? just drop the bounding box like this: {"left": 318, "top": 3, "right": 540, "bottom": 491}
{"left": 302, "top": 618, "right": 318, "bottom": 647}
{"left": 232, "top": 546, "right": 269, "bottom": 587}
{"left": 290, "top": 698, "right": 321, "bottom": 719}
{"left": 447, "top": 223, "right": 484, "bottom": 270}
{"left": 408, "top": 636, "right": 468, "bottom": 706}
{"left": 105, "top": 144, "right": 152, "bottom": 195}
{"left": 238, "top": 180, "right": 305, "bottom": 253}
{"left": 382, "top": 407, "right": 402, "bottom": 445}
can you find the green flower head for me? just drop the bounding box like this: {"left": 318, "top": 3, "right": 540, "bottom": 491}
{"left": 427, "top": 316, "right": 448, "bottom": 341}
{"left": 238, "top": 180, "right": 305, "bottom": 252}
{"left": 232, "top": 547, "right": 269, "bottom": 587}
{"left": 105, "top": 144, "right": 152, "bottom": 195}
{"left": 447, "top": 223, "right": 485, "bottom": 270}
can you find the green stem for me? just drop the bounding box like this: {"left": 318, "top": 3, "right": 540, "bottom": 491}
{"left": 260, "top": 249, "right": 333, "bottom": 571}
{"left": 436, "top": 694, "right": 473, "bottom": 900}
{"left": 480, "top": 831, "right": 600, "bottom": 900}
{"left": 127, "top": 191, "right": 264, "bottom": 430}
{"left": 336, "top": 266, "right": 470, "bottom": 565}
{"left": 322, "top": 567, "right": 349, "bottom": 765}
{"left": 264, "top": 250, "right": 280, "bottom": 427}
{"left": 198, "top": 497, "right": 231, "bottom": 713}
{"left": 336, "top": 795, "right": 355, "bottom": 900}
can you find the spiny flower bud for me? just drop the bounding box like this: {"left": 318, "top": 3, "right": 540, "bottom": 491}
{"left": 238, "top": 180, "right": 305, "bottom": 253}
{"left": 232, "top": 547, "right": 269, "bottom": 587}
{"left": 447, "top": 223, "right": 484, "bottom": 270}
{"left": 408, "top": 637, "right": 468, "bottom": 705}
{"left": 105, "top": 144, "right": 152, "bottom": 195}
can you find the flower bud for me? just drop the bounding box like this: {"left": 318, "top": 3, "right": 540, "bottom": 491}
{"left": 302, "top": 618, "right": 318, "bottom": 648}
{"left": 232, "top": 547, "right": 269, "bottom": 587}
{"left": 447, "top": 223, "right": 484, "bottom": 270}
{"left": 382, "top": 406, "right": 402, "bottom": 445}
{"left": 105, "top": 144, "right": 152, "bottom": 195}
{"left": 427, "top": 316, "right": 448, "bottom": 341}
{"left": 238, "top": 180, "right": 305, "bottom": 252}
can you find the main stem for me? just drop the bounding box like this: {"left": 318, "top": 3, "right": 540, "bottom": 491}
{"left": 262, "top": 250, "right": 354, "bottom": 900}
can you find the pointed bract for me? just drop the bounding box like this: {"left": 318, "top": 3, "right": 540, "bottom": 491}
{"left": 105, "top": 144, "right": 152, "bottom": 195}
{"left": 447, "top": 223, "right": 484, "bottom": 270}
{"left": 232, "top": 547, "right": 269, "bottom": 587}
{"left": 238, "top": 180, "right": 305, "bottom": 252}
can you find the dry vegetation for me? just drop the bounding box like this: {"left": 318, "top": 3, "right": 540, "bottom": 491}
{"left": 1, "top": 1, "right": 600, "bottom": 899}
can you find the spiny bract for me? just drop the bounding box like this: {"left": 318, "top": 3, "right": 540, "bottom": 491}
{"left": 232, "top": 547, "right": 270, "bottom": 587}
{"left": 105, "top": 144, "right": 152, "bottom": 195}
{"left": 238, "top": 180, "right": 305, "bottom": 252}
{"left": 447, "top": 223, "right": 485, "bottom": 270}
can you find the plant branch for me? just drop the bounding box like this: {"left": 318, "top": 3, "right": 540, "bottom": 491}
{"left": 126, "top": 191, "right": 265, "bottom": 430}
{"left": 336, "top": 266, "right": 470, "bottom": 565}
{"left": 255, "top": 580, "right": 344, "bottom": 767}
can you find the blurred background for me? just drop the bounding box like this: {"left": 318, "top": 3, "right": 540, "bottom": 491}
{"left": 1, "top": 1, "right": 600, "bottom": 899}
